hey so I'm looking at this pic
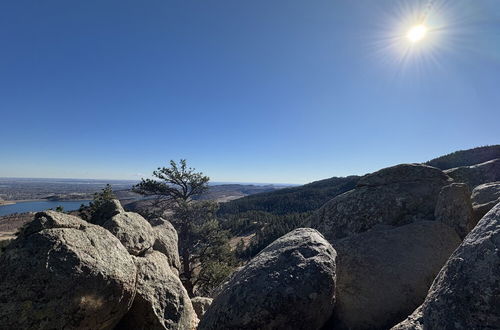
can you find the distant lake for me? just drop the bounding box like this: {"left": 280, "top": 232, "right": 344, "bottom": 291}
{"left": 0, "top": 200, "right": 90, "bottom": 216}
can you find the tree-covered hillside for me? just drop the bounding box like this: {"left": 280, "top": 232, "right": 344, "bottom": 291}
{"left": 426, "top": 145, "right": 500, "bottom": 170}
{"left": 218, "top": 176, "right": 360, "bottom": 216}
{"left": 218, "top": 176, "right": 360, "bottom": 258}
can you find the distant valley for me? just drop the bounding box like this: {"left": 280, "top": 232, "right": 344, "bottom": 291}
{"left": 0, "top": 178, "right": 287, "bottom": 216}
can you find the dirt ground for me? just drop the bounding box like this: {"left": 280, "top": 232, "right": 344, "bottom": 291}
{"left": 0, "top": 212, "right": 35, "bottom": 239}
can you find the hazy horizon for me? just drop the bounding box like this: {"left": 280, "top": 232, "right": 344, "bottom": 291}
{"left": 1, "top": 1, "right": 499, "bottom": 183}
{"left": 0, "top": 176, "right": 299, "bottom": 186}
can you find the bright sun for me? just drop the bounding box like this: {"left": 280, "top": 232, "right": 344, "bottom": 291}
{"left": 406, "top": 24, "right": 428, "bottom": 43}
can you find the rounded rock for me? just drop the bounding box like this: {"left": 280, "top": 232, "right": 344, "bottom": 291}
{"left": 102, "top": 211, "right": 155, "bottom": 256}
{"left": 0, "top": 211, "right": 137, "bottom": 329}
{"left": 117, "top": 251, "right": 198, "bottom": 330}
{"left": 309, "top": 164, "right": 451, "bottom": 241}
{"left": 199, "top": 228, "right": 337, "bottom": 330}
{"left": 149, "top": 217, "right": 181, "bottom": 274}
{"left": 434, "top": 183, "right": 474, "bottom": 238}
{"left": 471, "top": 181, "right": 500, "bottom": 224}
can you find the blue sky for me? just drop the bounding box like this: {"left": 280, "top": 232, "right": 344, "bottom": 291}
{"left": 1, "top": 0, "right": 499, "bottom": 184}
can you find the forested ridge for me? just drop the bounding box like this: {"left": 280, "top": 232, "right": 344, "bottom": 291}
{"left": 218, "top": 175, "right": 360, "bottom": 257}
{"left": 218, "top": 176, "right": 360, "bottom": 216}
{"left": 426, "top": 145, "right": 500, "bottom": 170}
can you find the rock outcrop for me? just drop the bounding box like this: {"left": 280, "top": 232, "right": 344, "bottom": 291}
{"left": 392, "top": 202, "right": 500, "bottom": 329}
{"left": 117, "top": 251, "right": 198, "bottom": 330}
{"left": 102, "top": 211, "right": 155, "bottom": 256}
{"left": 329, "top": 221, "right": 461, "bottom": 330}
{"left": 199, "top": 228, "right": 337, "bottom": 330}
{"left": 445, "top": 158, "right": 500, "bottom": 189}
{"left": 90, "top": 199, "right": 125, "bottom": 226}
{"left": 191, "top": 297, "right": 213, "bottom": 319}
{"left": 0, "top": 211, "right": 137, "bottom": 329}
{"left": 471, "top": 181, "right": 500, "bottom": 223}
{"left": 149, "top": 217, "right": 181, "bottom": 274}
{"left": 434, "top": 183, "right": 474, "bottom": 238}
{"left": 308, "top": 164, "right": 451, "bottom": 241}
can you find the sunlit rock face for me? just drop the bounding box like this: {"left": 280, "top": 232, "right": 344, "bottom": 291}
{"left": 471, "top": 181, "right": 500, "bottom": 223}
{"left": 149, "top": 217, "right": 182, "bottom": 275}
{"left": 102, "top": 210, "right": 156, "bottom": 256}
{"left": 89, "top": 199, "right": 125, "bottom": 226}
{"left": 117, "top": 251, "right": 198, "bottom": 330}
{"left": 445, "top": 158, "right": 500, "bottom": 189}
{"left": 0, "top": 211, "right": 136, "bottom": 329}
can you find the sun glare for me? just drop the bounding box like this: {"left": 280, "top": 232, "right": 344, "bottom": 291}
{"left": 406, "top": 24, "right": 428, "bottom": 43}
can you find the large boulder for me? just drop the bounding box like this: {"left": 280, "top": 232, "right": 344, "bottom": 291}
{"left": 90, "top": 199, "right": 125, "bottom": 226}
{"left": 191, "top": 297, "right": 213, "bottom": 319}
{"left": 199, "top": 228, "right": 337, "bottom": 330}
{"left": 329, "top": 221, "right": 461, "bottom": 330}
{"left": 308, "top": 164, "right": 451, "bottom": 241}
{"left": 0, "top": 211, "right": 137, "bottom": 329}
{"left": 149, "top": 217, "right": 181, "bottom": 274}
{"left": 102, "top": 211, "right": 155, "bottom": 256}
{"left": 117, "top": 251, "right": 198, "bottom": 330}
{"left": 445, "top": 158, "right": 500, "bottom": 189}
{"left": 392, "top": 202, "right": 500, "bottom": 329}
{"left": 434, "top": 183, "right": 474, "bottom": 238}
{"left": 471, "top": 181, "right": 500, "bottom": 224}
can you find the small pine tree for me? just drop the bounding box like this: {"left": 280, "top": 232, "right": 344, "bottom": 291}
{"left": 134, "top": 159, "right": 236, "bottom": 297}
{"left": 80, "top": 184, "right": 116, "bottom": 220}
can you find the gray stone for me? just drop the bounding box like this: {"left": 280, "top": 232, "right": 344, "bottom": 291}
{"left": 357, "top": 163, "right": 449, "bottom": 187}
{"left": 19, "top": 209, "right": 87, "bottom": 236}
{"left": 392, "top": 202, "right": 500, "bottom": 329}
{"left": 471, "top": 181, "right": 500, "bottom": 224}
{"left": 117, "top": 251, "right": 198, "bottom": 330}
{"left": 309, "top": 164, "right": 451, "bottom": 241}
{"left": 191, "top": 297, "right": 213, "bottom": 319}
{"left": 0, "top": 211, "right": 137, "bottom": 329}
{"left": 445, "top": 158, "right": 500, "bottom": 189}
{"left": 199, "top": 228, "right": 337, "bottom": 330}
{"left": 102, "top": 211, "right": 155, "bottom": 256}
{"left": 90, "top": 199, "right": 125, "bottom": 226}
{"left": 330, "top": 221, "right": 461, "bottom": 330}
{"left": 149, "top": 217, "right": 181, "bottom": 274}
{"left": 434, "top": 183, "right": 474, "bottom": 238}
{"left": 390, "top": 306, "right": 424, "bottom": 330}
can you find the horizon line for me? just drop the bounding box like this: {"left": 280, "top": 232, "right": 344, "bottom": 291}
{"left": 0, "top": 176, "right": 300, "bottom": 186}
